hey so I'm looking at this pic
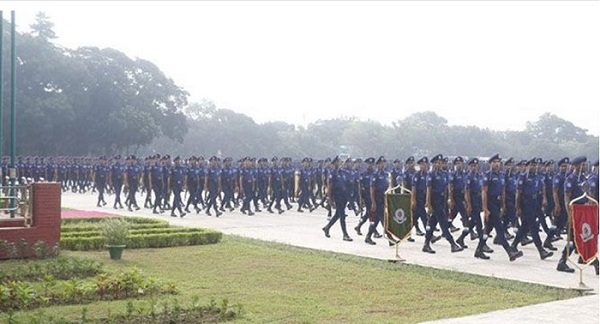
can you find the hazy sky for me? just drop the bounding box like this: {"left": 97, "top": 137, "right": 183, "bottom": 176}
{"left": 3, "top": 1, "right": 600, "bottom": 135}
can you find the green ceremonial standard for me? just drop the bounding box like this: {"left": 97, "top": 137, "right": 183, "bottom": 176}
{"left": 385, "top": 192, "right": 412, "bottom": 241}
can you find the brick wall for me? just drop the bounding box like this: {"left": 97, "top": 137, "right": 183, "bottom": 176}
{"left": 0, "top": 183, "right": 61, "bottom": 259}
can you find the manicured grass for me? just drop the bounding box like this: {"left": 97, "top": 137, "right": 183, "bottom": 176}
{"left": 3, "top": 235, "right": 581, "bottom": 323}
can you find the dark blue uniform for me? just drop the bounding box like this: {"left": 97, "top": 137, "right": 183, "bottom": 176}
{"left": 322, "top": 165, "right": 352, "bottom": 240}
{"left": 110, "top": 161, "right": 125, "bottom": 209}
{"left": 365, "top": 168, "right": 388, "bottom": 243}
{"left": 170, "top": 162, "right": 186, "bottom": 217}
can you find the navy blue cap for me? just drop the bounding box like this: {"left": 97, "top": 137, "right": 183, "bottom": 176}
{"left": 467, "top": 158, "right": 479, "bottom": 166}
{"left": 489, "top": 154, "right": 500, "bottom": 163}
{"left": 354, "top": 158, "right": 362, "bottom": 163}
{"left": 405, "top": 156, "right": 415, "bottom": 163}
{"left": 571, "top": 156, "right": 587, "bottom": 165}
{"left": 593, "top": 160, "right": 599, "bottom": 167}
{"left": 526, "top": 157, "right": 538, "bottom": 166}
{"left": 332, "top": 156, "right": 340, "bottom": 163}
{"left": 453, "top": 156, "right": 464, "bottom": 164}
{"left": 376, "top": 156, "right": 386, "bottom": 164}
{"left": 393, "top": 159, "right": 401, "bottom": 164}
{"left": 431, "top": 154, "right": 443, "bottom": 163}
{"left": 557, "top": 157, "right": 569, "bottom": 166}
{"left": 417, "top": 156, "right": 428, "bottom": 164}
{"left": 365, "top": 157, "right": 375, "bottom": 164}
{"left": 505, "top": 157, "right": 514, "bottom": 165}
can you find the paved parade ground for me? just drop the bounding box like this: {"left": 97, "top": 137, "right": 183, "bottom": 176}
{"left": 61, "top": 192, "right": 599, "bottom": 324}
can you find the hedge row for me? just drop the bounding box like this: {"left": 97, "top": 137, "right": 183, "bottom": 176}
{"left": 62, "top": 227, "right": 208, "bottom": 239}
{"left": 61, "top": 230, "right": 223, "bottom": 251}
{"left": 61, "top": 222, "right": 170, "bottom": 233}
{"left": 62, "top": 216, "right": 166, "bottom": 225}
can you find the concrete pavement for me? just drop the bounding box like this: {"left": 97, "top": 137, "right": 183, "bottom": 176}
{"left": 61, "top": 192, "right": 599, "bottom": 323}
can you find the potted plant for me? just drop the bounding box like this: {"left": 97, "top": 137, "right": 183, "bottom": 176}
{"left": 101, "top": 217, "right": 130, "bottom": 260}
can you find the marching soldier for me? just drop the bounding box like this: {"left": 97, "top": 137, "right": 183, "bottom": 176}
{"left": 365, "top": 156, "right": 388, "bottom": 245}
{"left": 204, "top": 156, "right": 223, "bottom": 217}
{"left": 110, "top": 155, "right": 125, "bottom": 209}
{"left": 411, "top": 157, "right": 429, "bottom": 238}
{"left": 322, "top": 156, "right": 353, "bottom": 242}
{"left": 93, "top": 156, "right": 109, "bottom": 207}
{"left": 170, "top": 156, "right": 187, "bottom": 218}
{"left": 184, "top": 156, "right": 202, "bottom": 213}
{"left": 239, "top": 157, "right": 256, "bottom": 216}
{"left": 150, "top": 155, "right": 165, "bottom": 214}
{"left": 354, "top": 157, "right": 375, "bottom": 236}
{"left": 124, "top": 155, "right": 141, "bottom": 212}
{"left": 422, "top": 154, "right": 463, "bottom": 254}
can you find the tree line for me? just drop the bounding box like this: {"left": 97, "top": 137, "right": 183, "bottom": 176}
{"left": 1, "top": 13, "right": 597, "bottom": 161}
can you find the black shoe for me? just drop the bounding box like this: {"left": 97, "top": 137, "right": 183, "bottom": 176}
{"left": 451, "top": 243, "right": 464, "bottom": 253}
{"left": 170, "top": 213, "right": 177, "bottom": 217}
{"left": 475, "top": 250, "right": 491, "bottom": 260}
{"left": 521, "top": 237, "right": 533, "bottom": 246}
{"left": 322, "top": 227, "right": 330, "bottom": 238}
{"left": 470, "top": 232, "right": 477, "bottom": 241}
{"left": 97, "top": 203, "right": 102, "bottom": 207}
{"left": 449, "top": 224, "right": 460, "bottom": 233}
{"left": 505, "top": 232, "right": 515, "bottom": 240}
{"left": 540, "top": 250, "right": 554, "bottom": 260}
{"left": 343, "top": 235, "right": 353, "bottom": 242}
{"left": 247, "top": 211, "right": 254, "bottom": 216}
{"left": 365, "top": 238, "right": 376, "bottom": 245}
{"left": 557, "top": 262, "right": 575, "bottom": 273}
{"left": 415, "top": 227, "right": 425, "bottom": 236}
{"left": 422, "top": 243, "right": 436, "bottom": 254}
{"left": 456, "top": 237, "right": 467, "bottom": 249}
{"left": 219, "top": 206, "right": 225, "bottom": 212}
{"left": 185, "top": 208, "right": 191, "bottom": 213}
{"left": 551, "top": 235, "right": 561, "bottom": 242}
{"left": 180, "top": 212, "right": 186, "bottom": 218}
{"left": 482, "top": 243, "right": 494, "bottom": 254}
{"left": 297, "top": 208, "right": 304, "bottom": 213}
{"left": 431, "top": 235, "right": 442, "bottom": 244}
{"left": 407, "top": 237, "right": 415, "bottom": 242}
{"left": 278, "top": 208, "right": 285, "bottom": 215}
{"left": 206, "top": 211, "right": 212, "bottom": 216}
{"left": 509, "top": 250, "right": 523, "bottom": 262}
{"left": 373, "top": 233, "right": 383, "bottom": 239}
{"left": 286, "top": 204, "right": 293, "bottom": 210}
{"left": 354, "top": 226, "right": 362, "bottom": 236}
{"left": 241, "top": 209, "right": 247, "bottom": 215}
{"left": 216, "top": 211, "right": 222, "bottom": 217}
{"left": 543, "top": 242, "right": 557, "bottom": 251}
{"left": 267, "top": 208, "right": 274, "bottom": 214}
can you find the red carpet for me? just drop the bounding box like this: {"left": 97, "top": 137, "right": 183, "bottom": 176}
{"left": 61, "top": 210, "right": 116, "bottom": 219}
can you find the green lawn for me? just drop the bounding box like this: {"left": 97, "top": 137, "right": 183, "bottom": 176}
{"left": 3, "top": 235, "right": 581, "bottom": 323}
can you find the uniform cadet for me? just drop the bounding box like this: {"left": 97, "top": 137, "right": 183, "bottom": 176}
{"left": 308, "top": 158, "right": 320, "bottom": 210}
{"left": 282, "top": 158, "right": 295, "bottom": 210}
{"left": 365, "top": 156, "right": 389, "bottom": 245}
{"left": 322, "top": 156, "right": 353, "bottom": 241}
{"left": 344, "top": 158, "right": 360, "bottom": 216}
{"left": 250, "top": 157, "right": 263, "bottom": 212}
{"left": 556, "top": 156, "right": 587, "bottom": 273}
{"left": 543, "top": 160, "right": 556, "bottom": 226}
{"left": 184, "top": 156, "right": 201, "bottom": 213}
{"left": 411, "top": 157, "right": 429, "bottom": 238}
{"left": 390, "top": 159, "right": 402, "bottom": 194}
{"left": 93, "top": 156, "right": 109, "bottom": 207}
{"left": 503, "top": 158, "right": 518, "bottom": 233}
{"left": 297, "top": 157, "right": 313, "bottom": 212}
{"left": 349, "top": 158, "right": 363, "bottom": 215}
{"left": 110, "top": 155, "right": 125, "bottom": 209}
{"left": 314, "top": 159, "right": 326, "bottom": 208}
{"left": 403, "top": 156, "right": 416, "bottom": 192}
{"left": 552, "top": 158, "right": 570, "bottom": 239}
{"left": 220, "top": 157, "right": 236, "bottom": 212}
{"left": 161, "top": 155, "right": 172, "bottom": 210}
{"left": 588, "top": 160, "right": 599, "bottom": 201}
{"left": 512, "top": 158, "right": 554, "bottom": 260}
{"left": 267, "top": 157, "right": 285, "bottom": 214}
{"left": 150, "top": 155, "right": 165, "bottom": 214}
{"left": 196, "top": 156, "right": 207, "bottom": 211}
{"left": 449, "top": 156, "right": 468, "bottom": 233}
{"left": 204, "top": 156, "right": 223, "bottom": 217}
{"left": 354, "top": 157, "right": 375, "bottom": 236}
{"left": 535, "top": 160, "right": 557, "bottom": 244}
{"left": 421, "top": 154, "right": 463, "bottom": 254}
{"left": 323, "top": 158, "right": 334, "bottom": 219}
{"left": 124, "top": 155, "right": 141, "bottom": 212}
{"left": 168, "top": 156, "right": 187, "bottom": 217}
{"left": 483, "top": 154, "right": 523, "bottom": 261}
{"left": 239, "top": 157, "right": 257, "bottom": 215}
{"left": 255, "top": 158, "right": 269, "bottom": 209}
{"left": 456, "top": 158, "right": 492, "bottom": 259}
{"left": 142, "top": 157, "right": 153, "bottom": 209}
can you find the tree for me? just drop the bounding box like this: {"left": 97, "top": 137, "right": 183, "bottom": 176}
{"left": 526, "top": 113, "right": 588, "bottom": 144}
{"left": 29, "top": 12, "right": 56, "bottom": 40}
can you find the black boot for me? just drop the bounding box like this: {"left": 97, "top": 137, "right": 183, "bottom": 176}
{"left": 543, "top": 236, "right": 557, "bottom": 251}
{"left": 556, "top": 248, "right": 575, "bottom": 273}
{"left": 474, "top": 245, "right": 490, "bottom": 260}
{"left": 456, "top": 230, "right": 468, "bottom": 249}
{"left": 422, "top": 238, "right": 435, "bottom": 254}
{"left": 539, "top": 249, "right": 554, "bottom": 260}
